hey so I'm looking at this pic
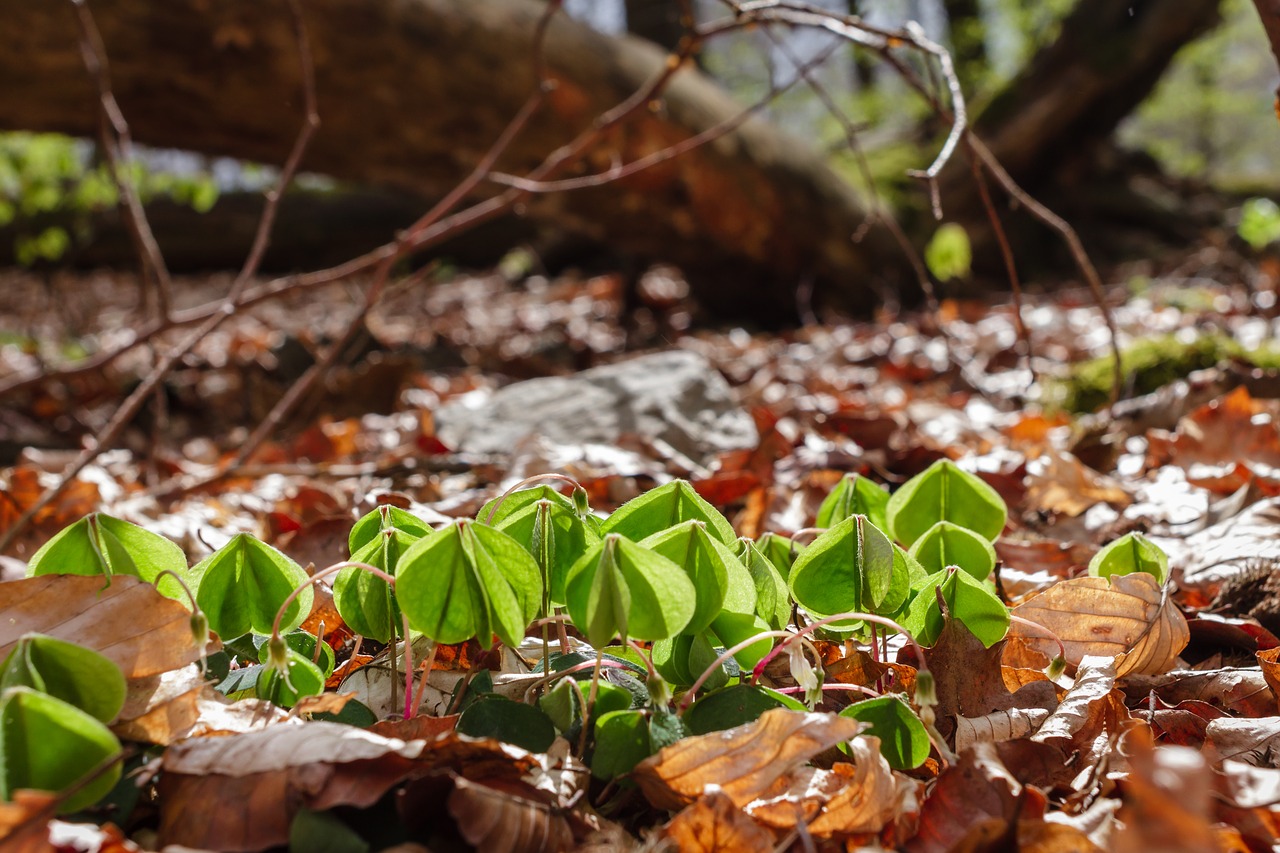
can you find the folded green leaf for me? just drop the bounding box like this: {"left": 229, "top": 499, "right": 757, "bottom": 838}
{"left": 601, "top": 480, "right": 736, "bottom": 545}
{"left": 0, "top": 634, "right": 125, "bottom": 724}
{"left": 564, "top": 535, "right": 696, "bottom": 649}
{"left": 498, "top": 497, "right": 600, "bottom": 606}
{"left": 838, "top": 695, "right": 930, "bottom": 770}
{"left": 886, "top": 459, "right": 1007, "bottom": 546}
{"left": 902, "top": 567, "right": 1009, "bottom": 648}
{"left": 348, "top": 505, "right": 434, "bottom": 554}
{"left": 26, "top": 513, "right": 192, "bottom": 602}
{"left": 193, "top": 534, "right": 313, "bottom": 639}
{"left": 817, "top": 473, "right": 890, "bottom": 531}
{"left": 908, "top": 520, "right": 997, "bottom": 580}
{"left": 789, "top": 515, "right": 911, "bottom": 622}
{"left": 1088, "top": 532, "right": 1169, "bottom": 584}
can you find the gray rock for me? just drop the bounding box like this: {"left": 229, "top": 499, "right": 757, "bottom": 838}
{"left": 434, "top": 350, "right": 757, "bottom": 464}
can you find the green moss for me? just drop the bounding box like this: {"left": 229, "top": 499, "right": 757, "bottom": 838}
{"left": 1051, "top": 333, "right": 1280, "bottom": 413}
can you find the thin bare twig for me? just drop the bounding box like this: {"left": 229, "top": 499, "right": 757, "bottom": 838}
{"left": 70, "top": 0, "right": 173, "bottom": 321}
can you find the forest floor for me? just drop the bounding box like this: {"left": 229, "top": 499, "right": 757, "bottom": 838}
{"left": 4, "top": 243, "right": 1280, "bottom": 850}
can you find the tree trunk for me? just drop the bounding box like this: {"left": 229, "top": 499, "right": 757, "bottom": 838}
{"left": 0, "top": 0, "right": 897, "bottom": 323}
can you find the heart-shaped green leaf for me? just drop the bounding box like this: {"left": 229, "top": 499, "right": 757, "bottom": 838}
{"left": 709, "top": 610, "right": 773, "bottom": 671}
{"left": 756, "top": 532, "right": 799, "bottom": 580}
{"left": 0, "top": 686, "right": 121, "bottom": 813}
{"left": 592, "top": 709, "right": 652, "bottom": 779}
{"left": 497, "top": 498, "right": 600, "bottom": 606}
{"left": 736, "top": 539, "right": 791, "bottom": 631}
{"left": 816, "top": 473, "right": 890, "bottom": 531}
{"left": 478, "top": 484, "right": 602, "bottom": 531}
{"left": 601, "top": 480, "right": 736, "bottom": 545}
{"left": 457, "top": 696, "right": 556, "bottom": 753}
{"left": 564, "top": 535, "right": 696, "bottom": 649}
{"left": 789, "top": 515, "right": 912, "bottom": 621}
{"left": 1088, "top": 532, "right": 1169, "bottom": 584}
{"left": 652, "top": 634, "right": 696, "bottom": 685}
{"left": 26, "top": 513, "right": 192, "bottom": 601}
{"left": 886, "top": 459, "right": 1007, "bottom": 546}
{"left": 902, "top": 568, "right": 1009, "bottom": 648}
{"left": 683, "top": 684, "right": 806, "bottom": 735}
{"left": 838, "top": 695, "right": 930, "bottom": 770}
{"left": 0, "top": 634, "right": 126, "bottom": 724}
{"left": 348, "top": 505, "right": 435, "bottom": 554}
{"left": 639, "top": 522, "right": 742, "bottom": 635}
{"left": 193, "top": 534, "right": 313, "bottom": 639}
{"left": 335, "top": 527, "right": 420, "bottom": 643}
{"left": 908, "top": 520, "right": 997, "bottom": 580}
{"left": 396, "top": 520, "right": 541, "bottom": 649}
{"left": 254, "top": 630, "right": 334, "bottom": 679}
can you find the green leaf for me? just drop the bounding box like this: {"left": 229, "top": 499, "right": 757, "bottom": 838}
{"left": 652, "top": 634, "right": 695, "bottom": 686}
{"left": 886, "top": 460, "right": 1007, "bottom": 546}
{"left": 755, "top": 532, "right": 799, "bottom": 580}
{"left": 193, "top": 534, "right": 313, "bottom": 639}
{"left": 816, "top": 473, "right": 889, "bottom": 531}
{"left": 648, "top": 708, "right": 687, "bottom": 751}
{"left": 736, "top": 539, "right": 791, "bottom": 631}
{"left": 789, "top": 515, "right": 910, "bottom": 621}
{"left": 478, "top": 485, "right": 576, "bottom": 527}
{"left": 564, "top": 535, "right": 696, "bottom": 649}
{"left": 638, "top": 522, "right": 735, "bottom": 635}
{"left": 687, "top": 632, "right": 729, "bottom": 693}
{"left": 256, "top": 648, "right": 325, "bottom": 708}
{"left": 456, "top": 696, "right": 556, "bottom": 753}
{"left": 1239, "top": 197, "right": 1280, "bottom": 250}
{"left": 601, "top": 480, "right": 736, "bottom": 545}
{"left": 396, "top": 521, "right": 541, "bottom": 649}
{"left": 591, "top": 710, "right": 652, "bottom": 779}
{"left": 902, "top": 568, "right": 1010, "bottom": 648}
{"left": 924, "top": 222, "right": 972, "bottom": 281}
{"left": 683, "top": 684, "right": 805, "bottom": 735}
{"left": 838, "top": 695, "right": 930, "bottom": 770}
{"left": 0, "top": 687, "right": 121, "bottom": 813}
{"left": 908, "top": 520, "right": 998, "bottom": 580}
{"left": 26, "top": 513, "right": 192, "bottom": 601}
{"left": 335, "top": 531, "right": 414, "bottom": 643}
{"left": 289, "top": 809, "right": 369, "bottom": 853}
{"left": 498, "top": 498, "right": 600, "bottom": 606}
{"left": 348, "top": 505, "right": 434, "bottom": 554}
{"left": 1088, "top": 532, "right": 1169, "bottom": 584}
{"left": 0, "top": 634, "right": 125, "bottom": 724}
{"left": 709, "top": 610, "right": 773, "bottom": 671}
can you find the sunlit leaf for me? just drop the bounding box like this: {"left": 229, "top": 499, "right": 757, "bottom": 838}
{"left": 26, "top": 513, "right": 193, "bottom": 601}
{"left": 0, "top": 687, "right": 121, "bottom": 813}
{"left": 335, "top": 529, "right": 418, "bottom": 643}
{"left": 755, "top": 532, "right": 799, "bottom": 580}
{"left": 601, "top": 479, "right": 736, "bottom": 545}
{"left": 498, "top": 497, "right": 600, "bottom": 606}
{"left": 885, "top": 459, "right": 1007, "bottom": 546}
{"left": 193, "top": 534, "right": 313, "bottom": 639}
{"left": 838, "top": 695, "right": 930, "bottom": 770}
{"left": 908, "top": 520, "right": 997, "bottom": 580}
{"left": 1087, "top": 532, "right": 1169, "bottom": 584}
{"left": 735, "top": 539, "right": 790, "bottom": 631}
{"left": 564, "top": 535, "right": 696, "bottom": 649}
{"left": 902, "top": 567, "right": 1009, "bottom": 648}
{"left": 816, "top": 473, "right": 889, "bottom": 532}
{"left": 639, "top": 522, "right": 737, "bottom": 635}
{"left": 789, "top": 515, "right": 911, "bottom": 621}
{"left": 347, "top": 505, "right": 434, "bottom": 554}
{"left": 256, "top": 647, "right": 325, "bottom": 709}
{"left": 396, "top": 521, "right": 541, "bottom": 649}
{"left": 0, "top": 633, "right": 125, "bottom": 724}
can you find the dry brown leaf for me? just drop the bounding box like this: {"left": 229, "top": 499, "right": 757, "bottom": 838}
{"left": 1112, "top": 745, "right": 1222, "bottom": 853}
{"left": 1258, "top": 647, "right": 1280, "bottom": 702}
{"left": 904, "top": 743, "right": 1045, "bottom": 853}
{"left": 745, "top": 736, "right": 908, "bottom": 838}
{"left": 1032, "top": 657, "right": 1120, "bottom": 748}
{"left": 1025, "top": 451, "right": 1130, "bottom": 517}
{"left": 0, "top": 575, "right": 213, "bottom": 678}
{"left": 1206, "top": 717, "right": 1280, "bottom": 767}
{"left": 1123, "top": 668, "right": 1277, "bottom": 717}
{"left": 157, "top": 722, "right": 426, "bottom": 850}
{"left": 112, "top": 664, "right": 206, "bottom": 745}
{"left": 1007, "top": 572, "right": 1188, "bottom": 677}
{"left": 369, "top": 714, "right": 459, "bottom": 742}
{"left": 661, "top": 791, "right": 775, "bottom": 852}
{"left": 0, "top": 790, "right": 59, "bottom": 853}
{"left": 447, "top": 775, "right": 576, "bottom": 853}
{"left": 954, "top": 708, "right": 1051, "bottom": 751}
{"left": 291, "top": 691, "right": 357, "bottom": 718}
{"left": 1217, "top": 760, "right": 1280, "bottom": 809}
{"left": 632, "top": 708, "right": 862, "bottom": 810}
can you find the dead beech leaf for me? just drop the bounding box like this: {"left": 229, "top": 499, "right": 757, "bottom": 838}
{"left": 1258, "top": 647, "right": 1280, "bottom": 702}
{"left": 113, "top": 665, "right": 207, "bottom": 745}
{"left": 904, "top": 743, "right": 1045, "bottom": 853}
{"left": 1113, "top": 745, "right": 1221, "bottom": 853}
{"left": 0, "top": 575, "right": 213, "bottom": 678}
{"left": 746, "top": 736, "right": 907, "bottom": 838}
{"left": 291, "top": 691, "right": 357, "bottom": 718}
{"left": 0, "top": 789, "right": 59, "bottom": 853}
{"left": 954, "top": 708, "right": 1051, "bottom": 752}
{"left": 1206, "top": 717, "right": 1280, "bottom": 767}
{"left": 632, "top": 708, "right": 863, "bottom": 810}
{"left": 1217, "top": 760, "right": 1280, "bottom": 809}
{"left": 1031, "top": 657, "right": 1131, "bottom": 765}
{"left": 369, "top": 714, "right": 459, "bottom": 742}
{"left": 1007, "top": 573, "right": 1188, "bottom": 677}
{"left": 1123, "top": 668, "right": 1277, "bottom": 717}
{"left": 158, "top": 722, "right": 425, "bottom": 850}
{"left": 662, "top": 791, "right": 774, "bottom": 852}
{"left": 448, "top": 775, "right": 575, "bottom": 853}
{"left": 1025, "top": 451, "right": 1130, "bottom": 517}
